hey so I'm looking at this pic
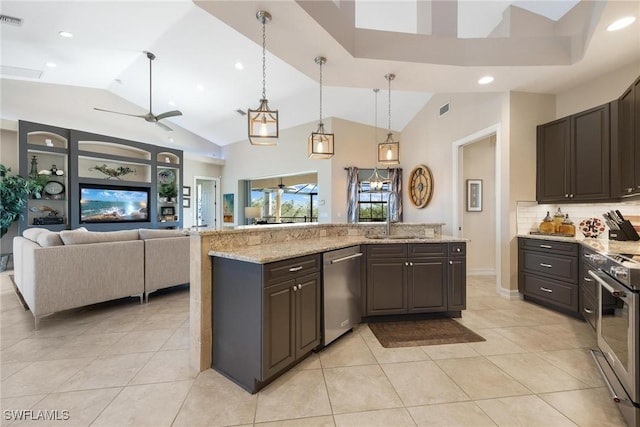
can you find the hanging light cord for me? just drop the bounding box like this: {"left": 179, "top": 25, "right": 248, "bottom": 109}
{"left": 319, "top": 59, "right": 323, "bottom": 124}
{"left": 387, "top": 76, "right": 392, "bottom": 132}
{"left": 261, "top": 17, "right": 267, "bottom": 100}
{"left": 374, "top": 88, "right": 379, "bottom": 165}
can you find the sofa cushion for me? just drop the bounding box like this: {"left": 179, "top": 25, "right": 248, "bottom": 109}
{"left": 138, "top": 229, "right": 188, "bottom": 240}
{"left": 36, "top": 231, "right": 64, "bottom": 247}
{"left": 60, "top": 229, "right": 139, "bottom": 245}
{"left": 23, "top": 228, "right": 48, "bottom": 243}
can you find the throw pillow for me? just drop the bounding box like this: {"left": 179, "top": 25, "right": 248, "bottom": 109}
{"left": 60, "top": 229, "right": 139, "bottom": 245}
{"left": 22, "top": 228, "right": 48, "bottom": 243}
{"left": 36, "top": 232, "right": 64, "bottom": 247}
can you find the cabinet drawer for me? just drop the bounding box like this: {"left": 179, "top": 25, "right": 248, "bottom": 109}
{"left": 408, "top": 243, "right": 446, "bottom": 258}
{"left": 449, "top": 243, "right": 466, "bottom": 257}
{"left": 519, "top": 238, "right": 578, "bottom": 256}
{"left": 521, "top": 251, "right": 578, "bottom": 283}
{"left": 367, "top": 244, "right": 407, "bottom": 259}
{"left": 581, "top": 268, "right": 598, "bottom": 299}
{"left": 581, "top": 290, "right": 597, "bottom": 331}
{"left": 264, "top": 254, "right": 320, "bottom": 287}
{"left": 522, "top": 273, "right": 579, "bottom": 312}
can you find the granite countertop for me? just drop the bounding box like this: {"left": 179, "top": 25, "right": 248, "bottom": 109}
{"left": 210, "top": 235, "right": 467, "bottom": 264}
{"left": 518, "top": 233, "right": 640, "bottom": 255}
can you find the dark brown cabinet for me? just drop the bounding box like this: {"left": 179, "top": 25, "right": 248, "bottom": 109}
{"left": 579, "top": 247, "right": 599, "bottom": 330}
{"left": 536, "top": 104, "right": 610, "bottom": 203}
{"left": 616, "top": 76, "right": 640, "bottom": 197}
{"left": 213, "top": 254, "right": 320, "bottom": 393}
{"left": 365, "top": 243, "right": 465, "bottom": 316}
{"left": 518, "top": 237, "right": 579, "bottom": 316}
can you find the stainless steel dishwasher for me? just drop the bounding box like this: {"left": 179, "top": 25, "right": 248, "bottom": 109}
{"left": 322, "top": 246, "right": 363, "bottom": 346}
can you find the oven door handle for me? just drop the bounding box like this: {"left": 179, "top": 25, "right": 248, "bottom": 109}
{"left": 588, "top": 270, "right": 618, "bottom": 295}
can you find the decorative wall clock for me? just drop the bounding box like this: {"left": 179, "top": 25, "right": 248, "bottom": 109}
{"left": 408, "top": 165, "right": 433, "bottom": 208}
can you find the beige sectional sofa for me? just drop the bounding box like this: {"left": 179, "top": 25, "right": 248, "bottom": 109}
{"left": 13, "top": 227, "right": 190, "bottom": 327}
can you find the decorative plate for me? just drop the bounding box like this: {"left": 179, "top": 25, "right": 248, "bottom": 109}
{"left": 578, "top": 218, "right": 606, "bottom": 238}
{"left": 158, "top": 169, "right": 175, "bottom": 185}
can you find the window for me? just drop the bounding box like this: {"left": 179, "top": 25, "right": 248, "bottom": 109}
{"left": 249, "top": 174, "right": 318, "bottom": 223}
{"left": 357, "top": 169, "right": 390, "bottom": 223}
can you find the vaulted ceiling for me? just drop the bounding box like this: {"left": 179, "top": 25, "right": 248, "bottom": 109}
{"left": 1, "top": 1, "right": 638, "bottom": 155}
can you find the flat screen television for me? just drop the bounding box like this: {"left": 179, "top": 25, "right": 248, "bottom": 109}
{"left": 79, "top": 183, "right": 150, "bottom": 223}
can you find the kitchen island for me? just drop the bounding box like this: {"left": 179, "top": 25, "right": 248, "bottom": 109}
{"left": 188, "top": 222, "right": 466, "bottom": 375}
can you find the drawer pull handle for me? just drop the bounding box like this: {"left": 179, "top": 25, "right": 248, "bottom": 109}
{"left": 456, "top": 248, "right": 461, "bottom": 252}
{"left": 584, "top": 277, "right": 593, "bottom": 282}
{"left": 540, "top": 287, "right": 553, "bottom": 293}
{"left": 540, "top": 263, "right": 553, "bottom": 268}
{"left": 539, "top": 244, "right": 552, "bottom": 249}
{"left": 288, "top": 266, "right": 304, "bottom": 272}
{"left": 583, "top": 307, "right": 594, "bottom": 314}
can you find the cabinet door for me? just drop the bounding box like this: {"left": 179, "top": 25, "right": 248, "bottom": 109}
{"left": 366, "top": 259, "right": 406, "bottom": 315}
{"left": 407, "top": 258, "right": 446, "bottom": 313}
{"left": 295, "top": 272, "right": 321, "bottom": 358}
{"left": 537, "top": 118, "right": 570, "bottom": 202}
{"left": 619, "top": 85, "right": 635, "bottom": 195}
{"left": 448, "top": 258, "right": 466, "bottom": 311}
{"left": 634, "top": 77, "right": 640, "bottom": 191}
{"left": 263, "top": 280, "right": 295, "bottom": 380}
{"left": 571, "top": 104, "right": 610, "bottom": 201}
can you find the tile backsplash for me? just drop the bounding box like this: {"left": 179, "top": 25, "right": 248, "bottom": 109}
{"left": 516, "top": 200, "right": 640, "bottom": 238}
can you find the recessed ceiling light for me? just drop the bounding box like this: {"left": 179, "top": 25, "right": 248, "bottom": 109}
{"left": 607, "top": 16, "right": 636, "bottom": 32}
{"left": 58, "top": 30, "right": 73, "bottom": 38}
{"left": 197, "top": 84, "right": 204, "bottom": 91}
{"left": 168, "top": 100, "right": 176, "bottom": 107}
{"left": 478, "top": 75, "right": 494, "bottom": 85}
{"left": 235, "top": 62, "right": 244, "bottom": 70}
{"left": 168, "top": 137, "right": 175, "bottom": 143}
{"left": 45, "top": 62, "right": 56, "bottom": 68}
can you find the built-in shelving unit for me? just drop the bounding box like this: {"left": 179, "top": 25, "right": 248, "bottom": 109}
{"left": 18, "top": 121, "right": 183, "bottom": 232}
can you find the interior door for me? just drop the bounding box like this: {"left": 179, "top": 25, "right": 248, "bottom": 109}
{"left": 194, "top": 177, "right": 218, "bottom": 229}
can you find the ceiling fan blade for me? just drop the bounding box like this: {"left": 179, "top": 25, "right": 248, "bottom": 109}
{"left": 155, "top": 110, "right": 183, "bottom": 121}
{"left": 155, "top": 121, "right": 174, "bottom": 132}
{"left": 94, "top": 107, "right": 146, "bottom": 119}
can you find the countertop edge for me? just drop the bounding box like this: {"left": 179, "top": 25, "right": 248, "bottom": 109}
{"left": 518, "top": 234, "right": 640, "bottom": 255}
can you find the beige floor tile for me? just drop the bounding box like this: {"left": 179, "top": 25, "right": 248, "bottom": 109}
{"left": 492, "top": 326, "right": 573, "bottom": 352}
{"left": 1, "top": 394, "right": 46, "bottom": 426}
{"left": 132, "top": 312, "right": 188, "bottom": 331}
{"left": 80, "top": 314, "right": 142, "bottom": 335}
{"left": 256, "top": 415, "right": 336, "bottom": 427}
{"left": 47, "top": 332, "right": 126, "bottom": 360}
{"left": 323, "top": 365, "right": 403, "bottom": 415}
{"left": 407, "top": 401, "right": 497, "bottom": 427}
{"left": 334, "top": 408, "right": 415, "bottom": 427}
{"left": 421, "top": 343, "right": 480, "bottom": 360}
{"left": 160, "top": 327, "right": 189, "bottom": 350}
{"left": 475, "top": 395, "right": 577, "bottom": 427}
{"left": 1, "top": 358, "right": 92, "bottom": 397}
{"left": 318, "top": 332, "right": 376, "bottom": 368}
{"left": 466, "top": 329, "right": 527, "bottom": 356}
{"left": 91, "top": 380, "right": 192, "bottom": 427}
{"left": 381, "top": 361, "right": 469, "bottom": 406}
{"left": 173, "top": 369, "right": 257, "bottom": 427}
{"left": 539, "top": 388, "right": 628, "bottom": 427}
{"left": 1, "top": 336, "right": 76, "bottom": 363}
{"left": 487, "top": 353, "right": 589, "bottom": 393}
{"left": 11, "top": 388, "right": 121, "bottom": 427}
{"left": 1, "top": 362, "right": 30, "bottom": 381}
{"left": 254, "top": 369, "right": 331, "bottom": 423}
{"left": 290, "top": 352, "right": 322, "bottom": 371}
{"left": 537, "top": 348, "right": 605, "bottom": 387}
{"left": 101, "top": 328, "right": 173, "bottom": 355}
{"left": 436, "top": 357, "right": 531, "bottom": 400}
{"left": 360, "top": 327, "right": 431, "bottom": 364}
{"left": 57, "top": 352, "right": 153, "bottom": 392}
{"left": 130, "top": 349, "right": 195, "bottom": 384}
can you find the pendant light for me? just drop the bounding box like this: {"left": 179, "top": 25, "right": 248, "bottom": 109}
{"left": 367, "top": 88, "right": 388, "bottom": 192}
{"left": 308, "top": 56, "right": 334, "bottom": 159}
{"left": 378, "top": 73, "right": 399, "bottom": 165}
{"left": 248, "top": 11, "right": 279, "bottom": 146}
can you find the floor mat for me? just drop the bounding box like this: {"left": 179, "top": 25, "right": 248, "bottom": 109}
{"left": 368, "top": 318, "right": 485, "bottom": 348}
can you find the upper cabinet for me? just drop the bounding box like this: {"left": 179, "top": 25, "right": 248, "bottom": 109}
{"left": 537, "top": 104, "right": 610, "bottom": 203}
{"left": 616, "top": 76, "right": 640, "bottom": 198}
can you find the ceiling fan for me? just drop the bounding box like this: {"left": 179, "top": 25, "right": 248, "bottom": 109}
{"left": 94, "top": 51, "right": 182, "bottom": 131}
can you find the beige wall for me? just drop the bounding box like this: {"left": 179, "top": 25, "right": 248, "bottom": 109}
{"left": 555, "top": 61, "right": 640, "bottom": 118}
{"left": 462, "top": 136, "right": 496, "bottom": 274}
{"left": 181, "top": 157, "right": 222, "bottom": 228}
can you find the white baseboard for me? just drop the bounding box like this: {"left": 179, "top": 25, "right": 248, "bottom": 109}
{"left": 467, "top": 268, "right": 496, "bottom": 276}
{"left": 498, "top": 287, "right": 523, "bottom": 301}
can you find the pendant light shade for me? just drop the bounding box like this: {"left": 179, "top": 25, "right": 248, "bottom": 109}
{"left": 248, "top": 11, "right": 279, "bottom": 146}
{"left": 378, "top": 73, "right": 399, "bottom": 165}
{"left": 366, "top": 88, "right": 389, "bottom": 193}
{"left": 309, "top": 56, "right": 334, "bottom": 159}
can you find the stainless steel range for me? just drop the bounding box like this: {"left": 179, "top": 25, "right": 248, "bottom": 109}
{"left": 587, "top": 250, "right": 640, "bottom": 427}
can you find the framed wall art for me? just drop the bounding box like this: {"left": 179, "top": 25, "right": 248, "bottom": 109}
{"left": 223, "top": 193, "right": 234, "bottom": 223}
{"left": 466, "top": 179, "right": 482, "bottom": 212}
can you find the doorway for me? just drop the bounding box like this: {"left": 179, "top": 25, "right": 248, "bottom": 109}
{"left": 193, "top": 177, "right": 220, "bottom": 229}
{"left": 451, "top": 124, "right": 502, "bottom": 293}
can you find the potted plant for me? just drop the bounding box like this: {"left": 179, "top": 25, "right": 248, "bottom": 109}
{"left": 159, "top": 183, "right": 178, "bottom": 202}
{"left": 28, "top": 173, "right": 51, "bottom": 199}
{"left": 0, "top": 164, "right": 32, "bottom": 271}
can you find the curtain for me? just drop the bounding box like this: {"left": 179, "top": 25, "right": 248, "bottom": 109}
{"left": 346, "top": 166, "right": 359, "bottom": 223}
{"left": 388, "top": 168, "right": 403, "bottom": 222}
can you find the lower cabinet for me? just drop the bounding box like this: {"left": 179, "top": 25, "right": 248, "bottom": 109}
{"left": 365, "top": 243, "right": 466, "bottom": 316}
{"left": 213, "top": 254, "right": 320, "bottom": 393}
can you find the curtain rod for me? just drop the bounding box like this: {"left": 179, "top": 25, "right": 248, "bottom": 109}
{"left": 343, "top": 167, "right": 403, "bottom": 171}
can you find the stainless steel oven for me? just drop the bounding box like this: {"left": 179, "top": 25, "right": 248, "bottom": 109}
{"left": 588, "top": 252, "right": 640, "bottom": 427}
